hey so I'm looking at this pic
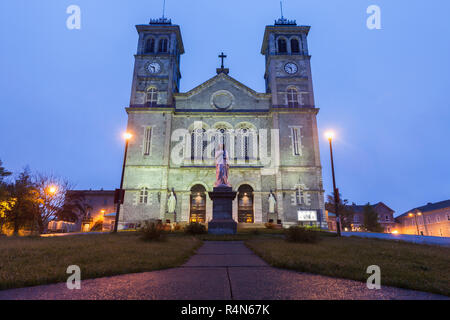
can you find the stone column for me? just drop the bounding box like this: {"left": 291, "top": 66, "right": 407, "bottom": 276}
{"left": 206, "top": 195, "right": 213, "bottom": 222}
{"left": 181, "top": 192, "right": 190, "bottom": 222}
{"left": 254, "top": 192, "right": 263, "bottom": 223}
{"left": 232, "top": 197, "right": 238, "bottom": 222}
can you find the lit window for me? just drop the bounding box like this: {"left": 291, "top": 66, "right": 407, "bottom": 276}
{"left": 145, "top": 38, "right": 155, "bottom": 53}
{"left": 139, "top": 187, "right": 149, "bottom": 204}
{"left": 146, "top": 88, "right": 158, "bottom": 106}
{"left": 158, "top": 38, "right": 168, "bottom": 53}
{"left": 291, "top": 38, "right": 300, "bottom": 53}
{"left": 287, "top": 87, "right": 299, "bottom": 107}
{"left": 278, "top": 38, "right": 287, "bottom": 53}
{"left": 143, "top": 127, "right": 152, "bottom": 156}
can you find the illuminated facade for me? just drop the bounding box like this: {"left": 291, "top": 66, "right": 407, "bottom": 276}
{"left": 119, "top": 16, "right": 326, "bottom": 228}
{"left": 395, "top": 200, "right": 450, "bottom": 237}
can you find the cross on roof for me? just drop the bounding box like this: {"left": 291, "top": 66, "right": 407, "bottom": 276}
{"left": 219, "top": 52, "right": 227, "bottom": 69}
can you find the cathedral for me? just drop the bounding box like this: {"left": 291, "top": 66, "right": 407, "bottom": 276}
{"left": 118, "top": 15, "right": 326, "bottom": 229}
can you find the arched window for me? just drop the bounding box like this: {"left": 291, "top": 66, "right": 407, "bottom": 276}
{"left": 191, "top": 128, "right": 207, "bottom": 160}
{"left": 146, "top": 87, "right": 158, "bottom": 106}
{"left": 291, "top": 38, "right": 300, "bottom": 54}
{"left": 158, "top": 38, "right": 168, "bottom": 53}
{"left": 235, "top": 127, "right": 257, "bottom": 161}
{"left": 278, "top": 38, "right": 287, "bottom": 53}
{"left": 139, "top": 187, "right": 149, "bottom": 204}
{"left": 145, "top": 38, "right": 155, "bottom": 53}
{"left": 287, "top": 87, "right": 299, "bottom": 107}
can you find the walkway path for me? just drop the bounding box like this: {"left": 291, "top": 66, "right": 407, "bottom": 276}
{"left": 0, "top": 241, "right": 447, "bottom": 300}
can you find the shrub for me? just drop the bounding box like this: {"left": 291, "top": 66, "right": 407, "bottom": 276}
{"left": 265, "top": 222, "right": 276, "bottom": 229}
{"left": 173, "top": 224, "right": 182, "bottom": 231}
{"left": 250, "top": 228, "right": 261, "bottom": 235}
{"left": 140, "top": 220, "right": 166, "bottom": 242}
{"left": 285, "top": 226, "right": 320, "bottom": 243}
{"left": 184, "top": 222, "right": 207, "bottom": 235}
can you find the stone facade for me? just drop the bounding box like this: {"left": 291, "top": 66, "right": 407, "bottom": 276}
{"left": 119, "top": 17, "right": 326, "bottom": 229}
{"left": 395, "top": 200, "right": 450, "bottom": 237}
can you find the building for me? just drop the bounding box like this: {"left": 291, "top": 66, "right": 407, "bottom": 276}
{"left": 63, "top": 190, "right": 115, "bottom": 232}
{"left": 395, "top": 200, "right": 450, "bottom": 237}
{"left": 327, "top": 202, "right": 396, "bottom": 233}
{"left": 119, "top": 15, "right": 326, "bottom": 229}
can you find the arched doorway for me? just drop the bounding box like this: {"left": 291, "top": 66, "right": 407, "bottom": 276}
{"left": 190, "top": 185, "right": 206, "bottom": 223}
{"left": 238, "top": 184, "right": 254, "bottom": 223}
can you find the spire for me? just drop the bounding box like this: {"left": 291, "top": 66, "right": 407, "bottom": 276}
{"left": 275, "top": 1, "right": 297, "bottom": 25}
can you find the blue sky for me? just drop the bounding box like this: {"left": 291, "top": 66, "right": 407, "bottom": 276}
{"left": 0, "top": 0, "right": 449, "bottom": 216}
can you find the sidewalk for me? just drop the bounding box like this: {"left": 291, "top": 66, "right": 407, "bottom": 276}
{"left": 0, "top": 241, "right": 447, "bottom": 300}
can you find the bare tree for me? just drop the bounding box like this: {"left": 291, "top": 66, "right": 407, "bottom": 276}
{"left": 34, "top": 173, "right": 72, "bottom": 234}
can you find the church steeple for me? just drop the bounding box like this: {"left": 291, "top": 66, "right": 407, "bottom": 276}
{"left": 261, "top": 15, "right": 313, "bottom": 108}
{"left": 129, "top": 16, "right": 184, "bottom": 107}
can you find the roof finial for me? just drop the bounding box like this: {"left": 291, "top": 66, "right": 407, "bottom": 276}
{"left": 275, "top": 1, "right": 297, "bottom": 26}
{"left": 150, "top": 0, "right": 171, "bottom": 24}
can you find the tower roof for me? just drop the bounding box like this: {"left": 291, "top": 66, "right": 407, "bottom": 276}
{"left": 136, "top": 20, "right": 185, "bottom": 54}
{"left": 260, "top": 24, "right": 310, "bottom": 54}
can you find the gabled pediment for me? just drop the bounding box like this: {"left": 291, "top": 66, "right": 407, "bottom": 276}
{"left": 174, "top": 73, "right": 271, "bottom": 111}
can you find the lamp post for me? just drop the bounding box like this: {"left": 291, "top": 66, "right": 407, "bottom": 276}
{"left": 325, "top": 131, "right": 341, "bottom": 237}
{"left": 113, "top": 132, "right": 132, "bottom": 233}
{"left": 409, "top": 211, "right": 423, "bottom": 236}
{"left": 46, "top": 185, "right": 57, "bottom": 196}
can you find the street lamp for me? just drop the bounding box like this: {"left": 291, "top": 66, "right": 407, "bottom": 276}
{"left": 325, "top": 131, "right": 341, "bottom": 237}
{"left": 47, "top": 185, "right": 57, "bottom": 196}
{"left": 113, "top": 132, "right": 132, "bottom": 233}
{"left": 409, "top": 211, "right": 424, "bottom": 236}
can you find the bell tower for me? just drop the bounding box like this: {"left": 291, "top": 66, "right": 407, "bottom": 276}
{"left": 261, "top": 16, "right": 314, "bottom": 108}
{"left": 129, "top": 17, "right": 184, "bottom": 107}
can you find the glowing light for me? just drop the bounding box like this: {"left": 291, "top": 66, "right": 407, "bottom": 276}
{"left": 392, "top": 230, "right": 399, "bottom": 234}
{"left": 47, "top": 185, "right": 57, "bottom": 195}
{"left": 408, "top": 213, "right": 414, "bottom": 217}
{"left": 417, "top": 212, "right": 422, "bottom": 216}
{"left": 324, "top": 131, "right": 335, "bottom": 140}
{"left": 123, "top": 132, "right": 133, "bottom": 140}
{"left": 100, "top": 209, "right": 106, "bottom": 214}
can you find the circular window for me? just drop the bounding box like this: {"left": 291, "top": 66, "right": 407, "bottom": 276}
{"left": 211, "top": 90, "right": 234, "bottom": 110}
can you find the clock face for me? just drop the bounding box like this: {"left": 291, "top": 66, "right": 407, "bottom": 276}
{"left": 147, "top": 62, "right": 161, "bottom": 74}
{"left": 284, "top": 62, "right": 298, "bottom": 74}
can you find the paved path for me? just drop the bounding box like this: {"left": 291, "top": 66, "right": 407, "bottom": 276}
{"left": 0, "top": 241, "right": 447, "bottom": 300}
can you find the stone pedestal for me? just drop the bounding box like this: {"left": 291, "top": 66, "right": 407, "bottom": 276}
{"left": 208, "top": 186, "right": 237, "bottom": 234}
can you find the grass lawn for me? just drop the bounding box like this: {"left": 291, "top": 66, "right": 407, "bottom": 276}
{"left": 0, "top": 233, "right": 201, "bottom": 290}
{"left": 246, "top": 236, "right": 450, "bottom": 296}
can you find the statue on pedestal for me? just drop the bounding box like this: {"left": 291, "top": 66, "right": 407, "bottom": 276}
{"left": 268, "top": 190, "right": 277, "bottom": 214}
{"left": 167, "top": 188, "right": 177, "bottom": 214}
{"left": 214, "top": 144, "right": 230, "bottom": 187}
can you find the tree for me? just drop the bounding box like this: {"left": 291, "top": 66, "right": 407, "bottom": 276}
{"left": 56, "top": 192, "right": 91, "bottom": 223}
{"left": 0, "top": 160, "right": 12, "bottom": 234}
{"left": 4, "top": 169, "right": 40, "bottom": 236}
{"left": 325, "top": 193, "right": 354, "bottom": 230}
{"left": 34, "top": 173, "right": 71, "bottom": 234}
{"left": 362, "top": 203, "right": 384, "bottom": 233}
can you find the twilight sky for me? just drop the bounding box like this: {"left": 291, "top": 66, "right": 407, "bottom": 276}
{"left": 0, "top": 0, "right": 449, "bottom": 216}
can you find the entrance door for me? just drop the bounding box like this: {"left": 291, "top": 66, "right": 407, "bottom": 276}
{"left": 190, "top": 185, "right": 206, "bottom": 223}
{"left": 238, "top": 184, "right": 254, "bottom": 223}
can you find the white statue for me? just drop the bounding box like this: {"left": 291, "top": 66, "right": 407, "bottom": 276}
{"left": 268, "top": 190, "right": 277, "bottom": 214}
{"left": 167, "top": 188, "right": 177, "bottom": 214}
{"left": 215, "top": 143, "right": 230, "bottom": 187}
